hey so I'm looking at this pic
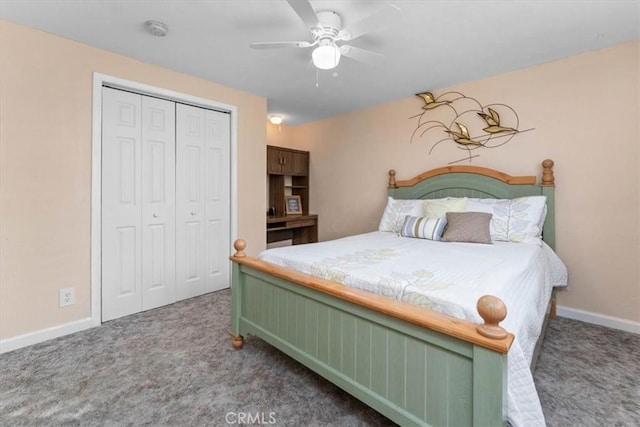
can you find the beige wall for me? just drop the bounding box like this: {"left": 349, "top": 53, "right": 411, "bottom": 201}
{"left": 0, "top": 20, "right": 267, "bottom": 340}
{"left": 266, "top": 122, "right": 295, "bottom": 149}
{"left": 289, "top": 41, "right": 639, "bottom": 323}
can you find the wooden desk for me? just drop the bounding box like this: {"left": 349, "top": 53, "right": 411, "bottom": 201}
{"left": 267, "top": 214, "right": 318, "bottom": 245}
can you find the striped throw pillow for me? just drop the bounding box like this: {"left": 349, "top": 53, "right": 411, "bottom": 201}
{"left": 400, "top": 216, "right": 448, "bottom": 241}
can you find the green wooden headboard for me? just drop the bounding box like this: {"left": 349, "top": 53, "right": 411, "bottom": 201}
{"left": 387, "top": 160, "right": 556, "bottom": 249}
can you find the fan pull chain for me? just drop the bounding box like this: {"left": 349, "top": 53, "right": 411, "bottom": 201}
{"left": 315, "top": 68, "right": 319, "bottom": 87}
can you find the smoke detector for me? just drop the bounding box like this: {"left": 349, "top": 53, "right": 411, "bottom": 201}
{"left": 144, "top": 20, "right": 168, "bottom": 37}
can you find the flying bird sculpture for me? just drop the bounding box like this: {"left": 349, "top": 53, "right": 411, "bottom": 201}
{"left": 410, "top": 90, "right": 531, "bottom": 164}
{"left": 416, "top": 92, "right": 451, "bottom": 110}
{"left": 446, "top": 122, "right": 483, "bottom": 146}
{"left": 477, "top": 108, "right": 516, "bottom": 134}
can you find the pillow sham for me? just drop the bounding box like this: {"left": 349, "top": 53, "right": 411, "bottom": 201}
{"left": 400, "top": 215, "right": 448, "bottom": 241}
{"left": 441, "top": 212, "right": 493, "bottom": 244}
{"left": 456, "top": 196, "right": 547, "bottom": 243}
{"left": 378, "top": 197, "right": 425, "bottom": 233}
{"left": 507, "top": 196, "right": 547, "bottom": 243}
{"left": 423, "top": 197, "right": 467, "bottom": 219}
{"left": 538, "top": 204, "right": 548, "bottom": 233}
{"left": 466, "top": 198, "right": 511, "bottom": 241}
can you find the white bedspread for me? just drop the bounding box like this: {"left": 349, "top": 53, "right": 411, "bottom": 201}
{"left": 258, "top": 231, "right": 568, "bottom": 427}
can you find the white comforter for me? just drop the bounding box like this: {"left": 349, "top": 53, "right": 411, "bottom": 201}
{"left": 258, "top": 231, "right": 568, "bottom": 427}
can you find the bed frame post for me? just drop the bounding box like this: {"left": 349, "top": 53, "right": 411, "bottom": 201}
{"left": 541, "top": 159, "right": 557, "bottom": 320}
{"left": 229, "top": 239, "right": 246, "bottom": 349}
{"left": 540, "top": 159, "right": 556, "bottom": 251}
{"left": 476, "top": 295, "right": 508, "bottom": 339}
{"left": 388, "top": 169, "right": 397, "bottom": 188}
{"left": 473, "top": 346, "right": 508, "bottom": 426}
{"left": 541, "top": 159, "right": 555, "bottom": 187}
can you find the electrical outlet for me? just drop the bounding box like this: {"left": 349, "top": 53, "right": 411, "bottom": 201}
{"left": 59, "top": 287, "right": 75, "bottom": 307}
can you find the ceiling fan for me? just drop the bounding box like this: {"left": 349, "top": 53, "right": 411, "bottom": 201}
{"left": 250, "top": 0, "right": 401, "bottom": 70}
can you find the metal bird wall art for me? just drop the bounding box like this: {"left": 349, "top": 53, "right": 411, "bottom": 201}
{"left": 416, "top": 91, "right": 451, "bottom": 110}
{"left": 445, "top": 122, "right": 483, "bottom": 146}
{"left": 409, "top": 91, "right": 534, "bottom": 164}
{"left": 477, "top": 108, "right": 516, "bottom": 134}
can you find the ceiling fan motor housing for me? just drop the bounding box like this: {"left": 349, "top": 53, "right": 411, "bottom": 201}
{"left": 312, "top": 10, "right": 342, "bottom": 41}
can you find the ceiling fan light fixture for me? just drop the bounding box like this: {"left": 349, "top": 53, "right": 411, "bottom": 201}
{"left": 269, "top": 115, "right": 283, "bottom": 125}
{"left": 312, "top": 43, "right": 341, "bottom": 70}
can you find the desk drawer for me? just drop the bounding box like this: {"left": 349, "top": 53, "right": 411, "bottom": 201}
{"left": 286, "top": 219, "right": 316, "bottom": 228}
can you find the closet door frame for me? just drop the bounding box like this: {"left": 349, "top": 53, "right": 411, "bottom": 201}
{"left": 90, "top": 73, "right": 238, "bottom": 326}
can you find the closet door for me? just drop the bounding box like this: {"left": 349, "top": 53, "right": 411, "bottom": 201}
{"left": 175, "top": 104, "right": 230, "bottom": 300}
{"left": 140, "top": 96, "right": 176, "bottom": 310}
{"left": 203, "top": 109, "right": 230, "bottom": 293}
{"left": 102, "top": 88, "right": 176, "bottom": 321}
{"left": 102, "top": 88, "right": 143, "bottom": 321}
{"left": 176, "top": 104, "right": 206, "bottom": 300}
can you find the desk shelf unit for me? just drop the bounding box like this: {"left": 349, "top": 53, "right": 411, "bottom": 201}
{"left": 267, "top": 214, "right": 318, "bottom": 245}
{"left": 267, "top": 145, "right": 317, "bottom": 245}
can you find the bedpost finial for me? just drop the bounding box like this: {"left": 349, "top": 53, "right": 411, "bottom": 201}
{"left": 476, "top": 295, "right": 508, "bottom": 340}
{"left": 388, "top": 169, "right": 397, "bottom": 188}
{"left": 541, "top": 159, "right": 555, "bottom": 187}
{"left": 233, "top": 239, "right": 247, "bottom": 258}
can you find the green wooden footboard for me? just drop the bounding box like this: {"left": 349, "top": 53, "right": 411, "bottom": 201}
{"left": 231, "top": 256, "right": 511, "bottom": 427}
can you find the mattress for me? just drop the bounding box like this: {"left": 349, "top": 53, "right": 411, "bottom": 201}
{"left": 258, "top": 231, "right": 568, "bottom": 427}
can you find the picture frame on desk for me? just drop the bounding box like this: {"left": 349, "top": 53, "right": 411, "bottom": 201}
{"left": 285, "top": 195, "right": 302, "bottom": 215}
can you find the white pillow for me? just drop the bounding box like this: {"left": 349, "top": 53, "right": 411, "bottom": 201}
{"left": 538, "top": 204, "right": 548, "bottom": 233}
{"left": 378, "top": 197, "right": 425, "bottom": 233}
{"left": 507, "top": 196, "right": 547, "bottom": 243}
{"left": 423, "top": 197, "right": 467, "bottom": 219}
{"left": 466, "top": 198, "right": 511, "bottom": 241}
{"left": 458, "top": 196, "right": 548, "bottom": 243}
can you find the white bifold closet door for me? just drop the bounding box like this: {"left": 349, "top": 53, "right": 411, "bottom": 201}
{"left": 101, "top": 87, "right": 229, "bottom": 322}
{"left": 175, "top": 103, "right": 230, "bottom": 300}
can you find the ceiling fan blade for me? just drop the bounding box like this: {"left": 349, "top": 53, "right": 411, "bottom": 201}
{"left": 286, "top": 0, "right": 319, "bottom": 28}
{"left": 250, "top": 41, "right": 311, "bottom": 49}
{"left": 338, "top": 5, "right": 401, "bottom": 41}
{"left": 340, "top": 45, "right": 384, "bottom": 64}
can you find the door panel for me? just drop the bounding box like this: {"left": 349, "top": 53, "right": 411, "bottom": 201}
{"left": 141, "top": 96, "right": 176, "bottom": 310}
{"left": 102, "top": 88, "right": 143, "bottom": 321}
{"left": 148, "top": 224, "right": 166, "bottom": 288}
{"left": 176, "top": 104, "right": 206, "bottom": 300}
{"left": 204, "top": 110, "right": 230, "bottom": 292}
{"left": 116, "top": 226, "right": 137, "bottom": 295}
{"left": 206, "top": 219, "right": 222, "bottom": 277}
{"left": 186, "top": 221, "right": 201, "bottom": 280}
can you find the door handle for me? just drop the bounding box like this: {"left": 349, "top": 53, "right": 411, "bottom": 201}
{"left": 153, "top": 213, "right": 159, "bottom": 218}
{"left": 190, "top": 211, "right": 197, "bottom": 216}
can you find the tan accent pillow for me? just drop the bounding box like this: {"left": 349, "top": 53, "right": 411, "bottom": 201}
{"left": 441, "top": 212, "right": 493, "bottom": 244}
{"left": 424, "top": 198, "right": 467, "bottom": 219}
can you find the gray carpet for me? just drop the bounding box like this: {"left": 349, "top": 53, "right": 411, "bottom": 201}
{"left": 1, "top": 289, "right": 638, "bottom": 426}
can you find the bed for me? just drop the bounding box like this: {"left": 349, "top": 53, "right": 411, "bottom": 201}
{"left": 230, "top": 159, "right": 565, "bottom": 426}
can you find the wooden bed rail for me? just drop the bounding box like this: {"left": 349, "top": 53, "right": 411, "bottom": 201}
{"left": 231, "top": 239, "right": 514, "bottom": 354}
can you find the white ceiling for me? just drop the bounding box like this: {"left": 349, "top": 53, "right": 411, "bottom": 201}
{"left": 1, "top": 0, "right": 638, "bottom": 125}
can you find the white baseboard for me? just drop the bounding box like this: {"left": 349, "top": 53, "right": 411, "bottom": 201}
{"left": 0, "top": 317, "right": 94, "bottom": 354}
{"left": 557, "top": 305, "right": 640, "bottom": 334}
